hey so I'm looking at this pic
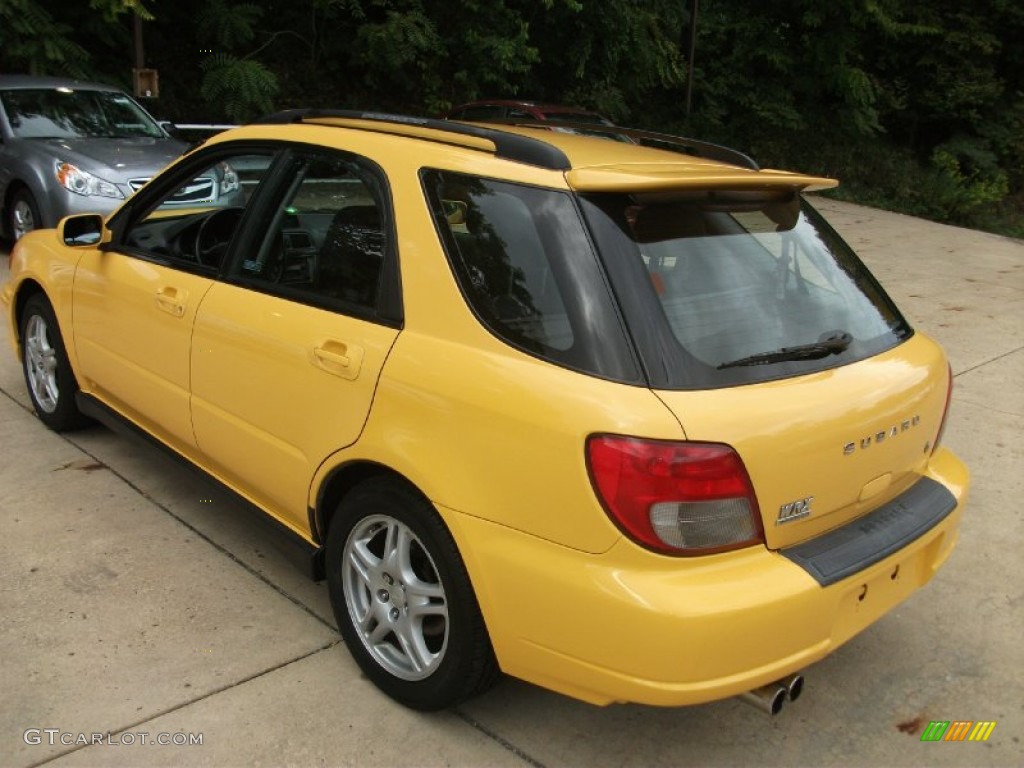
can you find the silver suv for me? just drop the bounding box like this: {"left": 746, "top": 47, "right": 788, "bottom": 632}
{"left": 0, "top": 75, "right": 187, "bottom": 241}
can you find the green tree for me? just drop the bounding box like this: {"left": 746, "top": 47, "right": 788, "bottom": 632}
{"left": 681, "top": 0, "right": 1021, "bottom": 232}
{"left": 0, "top": 0, "right": 92, "bottom": 77}
{"left": 3, "top": 0, "right": 1019, "bottom": 233}
{"left": 195, "top": 0, "right": 278, "bottom": 121}
{"left": 0, "top": 0, "right": 152, "bottom": 78}
{"left": 521, "top": 0, "right": 687, "bottom": 121}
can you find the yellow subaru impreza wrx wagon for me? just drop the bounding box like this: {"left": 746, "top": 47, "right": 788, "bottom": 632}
{"left": 1, "top": 111, "right": 968, "bottom": 714}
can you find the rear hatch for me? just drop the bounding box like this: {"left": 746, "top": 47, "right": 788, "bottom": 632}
{"left": 653, "top": 338, "right": 950, "bottom": 548}
{"left": 574, "top": 175, "right": 950, "bottom": 547}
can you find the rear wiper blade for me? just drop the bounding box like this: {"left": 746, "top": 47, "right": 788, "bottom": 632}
{"left": 717, "top": 331, "right": 852, "bottom": 369}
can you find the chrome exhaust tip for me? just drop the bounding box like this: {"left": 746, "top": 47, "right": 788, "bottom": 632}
{"left": 738, "top": 683, "right": 787, "bottom": 716}
{"left": 738, "top": 672, "right": 805, "bottom": 715}
{"left": 781, "top": 673, "right": 804, "bottom": 702}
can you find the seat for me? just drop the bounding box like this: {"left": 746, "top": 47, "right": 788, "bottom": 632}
{"left": 317, "top": 205, "right": 385, "bottom": 309}
{"left": 632, "top": 205, "right": 710, "bottom": 296}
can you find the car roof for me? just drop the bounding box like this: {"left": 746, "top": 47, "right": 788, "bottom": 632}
{"left": 227, "top": 110, "right": 838, "bottom": 193}
{"left": 0, "top": 74, "right": 124, "bottom": 92}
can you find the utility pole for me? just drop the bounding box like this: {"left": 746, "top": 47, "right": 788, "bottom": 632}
{"left": 133, "top": 13, "right": 145, "bottom": 73}
{"left": 132, "top": 11, "right": 159, "bottom": 98}
{"left": 685, "top": 0, "right": 699, "bottom": 121}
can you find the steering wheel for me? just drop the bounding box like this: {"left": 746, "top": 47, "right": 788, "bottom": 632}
{"left": 195, "top": 207, "right": 245, "bottom": 266}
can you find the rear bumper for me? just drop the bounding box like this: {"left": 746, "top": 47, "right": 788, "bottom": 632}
{"left": 444, "top": 447, "right": 968, "bottom": 706}
{"left": 781, "top": 474, "right": 957, "bottom": 586}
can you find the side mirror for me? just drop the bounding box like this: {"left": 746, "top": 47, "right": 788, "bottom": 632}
{"left": 158, "top": 120, "right": 181, "bottom": 139}
{"left": 59, "top": 214, "right": 106, "bottom": 247}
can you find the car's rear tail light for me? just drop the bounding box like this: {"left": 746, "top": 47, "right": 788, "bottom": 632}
{"left": 586, "top": 435, "right": 764, "bottom": 555}
{"left": 932, "top": 363, "right": 953, "bottom": 455}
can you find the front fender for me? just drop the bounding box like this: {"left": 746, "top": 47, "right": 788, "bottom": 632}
{"left": 5, "top": 232, "right": 87, "bottom": 373}
{"left": 2, "top": 147, "right": 57, "bottom": 229}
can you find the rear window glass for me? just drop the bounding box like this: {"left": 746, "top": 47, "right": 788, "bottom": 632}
{"left": 580, "top": 191, "right": 910, "bottom": 389}
{"left": 422, "top": 170, "right": 640, "bottom": 383}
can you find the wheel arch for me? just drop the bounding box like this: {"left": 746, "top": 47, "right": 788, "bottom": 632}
{"left": 311, "top": 460, "right": 495, "bottom": 633}
{"left": 3, "top": 176, "right": 51, "bottom": 238}
{"left": 10, "top": 278, "right": 47, "bottom": 355}
{"left": 1, "top": 179, "right": 28, "bottom": 240}
{"left": 321, "top": 463, "right": 502, "bottom": 707}
{"left": 312, "top": 461, "right": 432, "bottom": 576}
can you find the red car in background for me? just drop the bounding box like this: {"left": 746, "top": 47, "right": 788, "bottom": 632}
{"left": 445, "top": 99, "right": 614, "bottom": 125}
{"left": 445, "top": 100, "right": 635, "bottom": 142}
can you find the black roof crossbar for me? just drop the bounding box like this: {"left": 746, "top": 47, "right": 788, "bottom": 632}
{"left": 251, "top": 109, "right": 758, "bottom": 172}
{"left": 627, "top": 128, "right": 760, "bottom": 170}
{"left": 482, "top": 118, "right": 760, "bottom": 170}
{"left": 251, "top": 109, "right": 572, "bottom": 171}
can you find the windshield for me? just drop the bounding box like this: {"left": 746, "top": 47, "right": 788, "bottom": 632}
{"left": 580, "top": 191, "right": 911, "bottom": 389}
{"left": 1, "top": 87, "right": 165, "bottom": 140}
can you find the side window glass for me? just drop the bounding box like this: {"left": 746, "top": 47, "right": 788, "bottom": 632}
{"left": 121, "top": 151, "right": 274, "bottom": 270}
{"left": 451, "top": 182, "right": 574, "bottom": 351}
{"left": 422, "top": 170, "right": 640, "bottom": 383}
{"left": 237, "top": 151, "right": 387, "bottom": 313}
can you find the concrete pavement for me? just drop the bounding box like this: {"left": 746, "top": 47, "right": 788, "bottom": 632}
{"left": 1, "top": 199, "right": 1022, "bottom": 767}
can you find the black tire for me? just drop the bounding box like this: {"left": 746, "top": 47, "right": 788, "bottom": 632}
{"left": 10, "top": 188, "right": 42, "bottom": 241}
{"left": 20, "top": 294, "right": 90, "bottom": 431}
{"left": 325, "top": 477, "right": 499, "bottom": 710}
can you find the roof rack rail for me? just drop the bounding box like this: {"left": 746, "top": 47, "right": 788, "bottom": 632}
{"left": 251, "top": 109, "right": 571, "bottom": 171}
{"left": 484, "top": 118, "right": 760, "bottom": 171}
{"left": 633, "top": 128, "right": 759, "bottom": 170}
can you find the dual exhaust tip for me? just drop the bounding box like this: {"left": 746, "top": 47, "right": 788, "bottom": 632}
{"left": 738, "top": 673, "right": 804, "bottom": 716}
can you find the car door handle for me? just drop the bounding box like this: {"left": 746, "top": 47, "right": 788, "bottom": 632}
{"left": 313, "top": 340, "right": 363, "bottom": 381}
{"left": 155, "top": 286, "right": 186, "bottom": 317}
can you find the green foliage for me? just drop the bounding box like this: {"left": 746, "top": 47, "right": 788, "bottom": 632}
{"left": 88, "top": 0, "right": 153, "bottom": 22}
{"left": 926, "top": 140, "right": 1010, "bottom": 220}
{"left": 341, "top": 0, "right": 550, "bottom": 114}
{"left": 191, "top": 0, "right": 278, "bottom": 121}
{"left": 355, "top": 8, "right": 443, "bottom": 88}
{"left": 796, "top": 134, "right": 1019, "bottom": 237}
{"left": 200, "top": 54, "right": 278, "bottom": 121}
{"left": 2, "top": 0, "right": 1020, "bottom": 235}
{"left": 197, "top": 0, "right": 263, "bottom": 49}
{"left": 522, "top": 0, "right": 686, "bottom": 121}
{"left": 672, "top": 0, "right": 1022, "bottom": 235}
{"left": 0, "top": 0, "right": 91, "bottom": 77}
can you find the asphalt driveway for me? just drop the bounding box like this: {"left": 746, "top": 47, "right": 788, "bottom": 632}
{"left": 1, "top": 198, "right": 1022, "bottom": 767}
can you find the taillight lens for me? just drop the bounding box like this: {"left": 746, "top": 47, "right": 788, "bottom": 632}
{"left": 932, "top": 364, "right": 953, "bottom": 455}
{"left": 586, "top": 435, "right": 764, "bottom": 555}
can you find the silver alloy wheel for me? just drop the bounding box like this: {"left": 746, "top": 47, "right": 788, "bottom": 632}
{"left": 24, "top": 314, "right": 60, "bottom": 413}
{"left": 12, "top": 197, "right": 36, "bottom": 240}
{"left": 342, "top": 514, "right": 449, "bottom": 681}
